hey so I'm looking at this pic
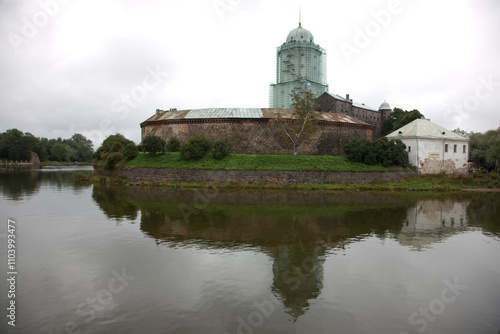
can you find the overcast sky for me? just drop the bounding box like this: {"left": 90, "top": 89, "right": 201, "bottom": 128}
{"left": 1, "top": 0, "right": 499, "bottom": 147}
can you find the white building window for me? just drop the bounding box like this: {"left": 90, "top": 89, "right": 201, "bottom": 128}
{"left": 463, "top": 145, "right": 467, "bottom": 153}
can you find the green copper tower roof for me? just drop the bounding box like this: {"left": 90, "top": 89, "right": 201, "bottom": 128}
{"left": 286, "top": 25, "right": 314, "bottom": 43}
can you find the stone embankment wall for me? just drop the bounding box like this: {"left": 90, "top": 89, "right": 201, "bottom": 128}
{"left": 95, "top": 167, "right": 415, "bottom": 185}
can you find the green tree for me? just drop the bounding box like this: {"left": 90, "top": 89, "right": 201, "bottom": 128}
{"left": 142, "top": 135, "right": 166, "bottom": 156}
{"left": 50, "top": 142, "right": 71, "bottom": 162}
{"left": 94, "top": 134, "right": 135, "bottom": 160}
{"left": 166, "top": 137, "right": 181, "bottom": 152}
{"left": 122, "top": 142, "right": 138, "bottom": 161}
{"left": 105, "top": 152, "right": 123, "bottom": 170}
{"left": 470, "top": 128, "right": 500, "bottom": 170}
{"left": 65, "top": 134, "right": 93, "bottom": 162}
{"left": 344, "top": 137, "right": 409, "bottom": 167}
{"left": 0, "top": 129, "right": 44, "bottom": 161}
{"left": 213, "top": 138, "right": 232, "bottom": 160}
{"left": 486, "top": 129, "right": 500, "bottom": 171}
{"left": 0, "top": 129, "right": 25, "bottom": 160}
{"left": 180, "top": 135, "right": 212, "bottom": 161}
{"left": 382, "top": 108, "right": 424, "bottom": 136}
{"left": 269, "top": 91, "right": 320, "bottom": 155}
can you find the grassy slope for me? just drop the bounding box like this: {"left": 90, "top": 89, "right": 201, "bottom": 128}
{"left": 88, "top": 153, "right": 500, "bottom": 190}
{"left": 122, "top": 152, "right": 402, "bottom": 172}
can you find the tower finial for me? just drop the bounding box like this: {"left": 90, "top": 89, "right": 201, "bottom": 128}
{"left": 299, "top": 5, "right": 302, "bottom": 28}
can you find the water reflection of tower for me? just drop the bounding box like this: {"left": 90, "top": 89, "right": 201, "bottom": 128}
{"left": 264, "top": 217, "right": 329, "bottom": 320}
{"left": 270, "top": 242, "right": 325, "bottom": 319}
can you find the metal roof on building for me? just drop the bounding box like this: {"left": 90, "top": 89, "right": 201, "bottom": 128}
{"left": 142, "top": 108, "right": 371, "bottom": 126}
{"left": 321, "top": 92, "right": 379, "bottom": 112}
{"left": 323, "top": 92, "right": 350, "bottom": 102}
{"left": 386, "top": 119, "right": 469, "bottom": 141}
{"left": 352, "top": 102, "right": 378, "bottom": 112}
{"left": 185, "top": 108, "right": 263, "bottom": 119}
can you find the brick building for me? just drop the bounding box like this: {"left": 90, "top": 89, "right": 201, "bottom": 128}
{"left": 316, "top": 92, "right": 392, "bottom": 139}
{"left": 140, "top": 108, "right": 373, "bottom": 155}
{"left": 141, "top": 18, "right": 393, "bottom": 155}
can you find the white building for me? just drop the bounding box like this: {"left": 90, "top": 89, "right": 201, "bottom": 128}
{"left": 386, "top": 119, "right": 470, "bottom": 174}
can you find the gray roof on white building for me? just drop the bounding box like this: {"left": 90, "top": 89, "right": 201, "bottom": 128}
{"left": 386, "top": 119, "right": 469, "bottom": 141}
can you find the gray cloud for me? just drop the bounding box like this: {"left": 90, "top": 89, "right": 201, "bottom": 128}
{"left": 1, "top": 0, "right": 499, "bottom": 147}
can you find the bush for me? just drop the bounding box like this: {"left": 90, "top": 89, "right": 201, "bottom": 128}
{"left": 166, "top": 137, "right": 181, "bottom": 152}
{"left": 344, "top": 139, "right": 367, "bottom": 163}
{"left": 105, "top": 152, "right": 123, "bottom": 170}
{"left": 93, "top": 133, "right": 135, "bottom": 161}
{"left": 142, "top": 135, "right": 166, "bottom": 156}
{"left": 122, "top": 142, "right": 138, "bottom": 161}
{"left": 213, "top": 138, "right": 232, "bottom": 160}
{"left": 110, "top": 141, "right": 123, "bottom": 153}
{"left": 344, "top": 137, "right": 409, "bottom": 167}
{"left": 180, "top": 135, "right": 212, "bottom": 161}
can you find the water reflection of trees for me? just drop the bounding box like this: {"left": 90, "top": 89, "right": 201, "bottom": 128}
{"left": 466, "top": 193, "right": 500, "bottom": 237}
{"left": 0, "top": 169, "right": 41, "bottom": 200}
{"left": 91, "top": 186, "right": 499, "bottom": 320}
{"left": 92, "top": 185, "right": 139, "bottom": 221}
{"left": 0, "top": 167, "right": 91, "bottom": 200}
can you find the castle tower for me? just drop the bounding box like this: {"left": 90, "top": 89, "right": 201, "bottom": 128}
{"left": 269, "top": 18, "right": 329, "bottom": 108}
{"left": 379, "top": 100, "right": 392, "bottom": 120}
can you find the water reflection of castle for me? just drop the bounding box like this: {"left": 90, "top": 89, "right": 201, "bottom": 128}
{"left": 92, "top": 186, "right": 496, "bottom": 319}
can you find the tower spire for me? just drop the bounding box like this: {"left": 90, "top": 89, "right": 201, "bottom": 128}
{"left": 299, "top": 5, "right": 302, "bottom": 28}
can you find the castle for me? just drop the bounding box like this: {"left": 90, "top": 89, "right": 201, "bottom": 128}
{"left": 141, "top": 19, "right": 391, "bottom": 155}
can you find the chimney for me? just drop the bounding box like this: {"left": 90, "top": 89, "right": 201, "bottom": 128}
{"left": 346, "top": 94, "right": 350, "bottom": 101}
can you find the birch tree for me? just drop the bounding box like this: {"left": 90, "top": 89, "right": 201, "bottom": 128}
{"left": 270, "top": 92, "right": 320, "bottom": 156}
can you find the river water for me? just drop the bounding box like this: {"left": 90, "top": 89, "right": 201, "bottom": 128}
{"left": 0, "top": 166, "right": 499, "bottom": 334}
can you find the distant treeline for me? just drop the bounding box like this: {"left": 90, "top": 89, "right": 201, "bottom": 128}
{"left": 0, "top": 129, "right": 94, "bottom": 162}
